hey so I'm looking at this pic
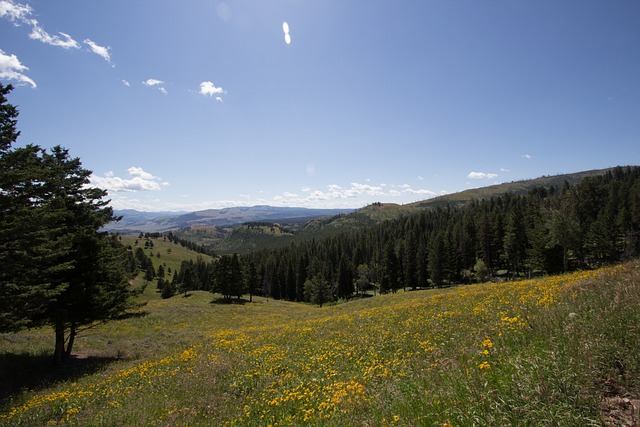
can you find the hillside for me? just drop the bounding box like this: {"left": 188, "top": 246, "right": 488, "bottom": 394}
{"left": 410, "top": 167, "right": 617, "bottom": 209}
{"left": 2, "top": 261, "right": 638, "bottom": 426}
{"left": 202, "top": 167, "right": 627, "bottom": 254}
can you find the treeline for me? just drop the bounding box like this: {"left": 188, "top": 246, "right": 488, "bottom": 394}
{"left": 246, "top": 166, "right": 640, "bottom": 302}
{"left": 149, "top": 254, "right": 259, "bottom": 302}
{"left": 159, "top": 167, "right": 640, "bottom": 305}
{"left": 163, "top": 231, "right": 217, "bottom": 256}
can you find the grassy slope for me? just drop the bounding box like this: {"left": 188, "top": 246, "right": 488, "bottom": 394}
{"left": 119, "top": 236, "right": 215, "bottom": 295}
{"left": 2, "top": 259, "right": 639, "bottom": 426}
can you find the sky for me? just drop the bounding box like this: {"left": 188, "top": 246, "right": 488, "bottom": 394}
{"left": 1, "top": 0, "right": 639, "bottom": 212}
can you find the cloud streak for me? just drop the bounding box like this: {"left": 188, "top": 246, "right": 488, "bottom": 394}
{"left": 83, "top": 39, "right": 111, "bottom": 63}
{"left": 0, "top": 48, "right": 36, "bottom": 87}
{"left": 1, "top": 0, "right": 80, "bottom": 49}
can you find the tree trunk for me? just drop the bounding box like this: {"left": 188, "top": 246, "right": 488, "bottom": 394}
{"left": 65, "top": 322, "right": 76, "bottom": 359}
{"left": 53, "top": 320, "right": 66, "bottom": 365}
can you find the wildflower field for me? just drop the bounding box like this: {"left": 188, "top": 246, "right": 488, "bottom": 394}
{"left": 2, "top": 261, "right": 639, "bottom": 426}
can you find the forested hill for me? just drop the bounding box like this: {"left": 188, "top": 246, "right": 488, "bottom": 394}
{"left": 162, "top": 166, "right": 640, "bottom": 305}
{"left": 410, "top": 168, "right": 617, "bottom": 209}
{"left": 294, "top": 168, "right": 619, "bottom": 236}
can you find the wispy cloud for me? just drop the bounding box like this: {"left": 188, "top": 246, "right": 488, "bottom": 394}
{"left": 143, "top": 78, "right": 164, "bottom": 87}
{"left": 90, "top": 167, "right": 169, "bottom": 192}
{"left": 467, "top": 171, "right": 498, "bottom": 180}
{"left": 122, "top": 79, "right": 130, "bottom": 87}
{"left": 0, "top": 0, "right": 31, "bottom": 23}
{"left": 522, "top": 154, "right": 532, "bottom": 160}
{"left": 83, "top": 39, "right": 111, "bottom": 63}
{"left": 1, "top": 0, "right": 87, "bottom": 51}
{"left": 143, "top": 78, "right": 167, "bottom": 94}
{"left": 0, "top": 48, "right": 36, "bottom": 88}
{"left": 271, "top": 182, "right": 436, "bottom": 207}
{"left": 29, "top": 25, "right": 79, "bottom": 49}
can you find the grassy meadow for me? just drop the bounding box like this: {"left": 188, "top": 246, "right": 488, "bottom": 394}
{"left": 1, "top": 259, "right": 639, "bottom": 426}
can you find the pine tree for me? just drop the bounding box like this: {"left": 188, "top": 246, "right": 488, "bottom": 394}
{"left": 0, "top": 84, "right": 139, "bottom": 364}
{"left": 304, "top": 275, "right": 331, "bottom": 307}
{"left": 336, "top": 255, "right": 354, "bottom": 299}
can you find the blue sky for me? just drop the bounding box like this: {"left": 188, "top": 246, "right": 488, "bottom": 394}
{"left": 1, "top": 0, "right": 639, "bottom": 212}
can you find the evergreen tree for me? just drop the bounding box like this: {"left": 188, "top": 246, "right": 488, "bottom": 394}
{"left": 244, "top": 259, "right": 259, "bottom": 302}
{"left": 161, "top": 280, "right": 175, "bottom": 299}
{"left": 0, "top": 85, "right": 139, "bottom": 363}
{"left": 336, "top": 255, "right": 354, "bottom": 299}
{"left": 304, "top": 275, "right": 331, "bottom": 307}
{"left": 380, "top": 242, "right": 400, "bottom": 293}
{"left": 428, "top": 233, "right": 445, "bottom": 288}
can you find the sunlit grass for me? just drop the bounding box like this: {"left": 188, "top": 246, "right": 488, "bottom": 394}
{"left": 2, "top": 261, "right": 639, "bottom": 426}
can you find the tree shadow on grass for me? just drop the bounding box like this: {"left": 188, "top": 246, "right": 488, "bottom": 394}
{"left": 0, "top": 350, "right": 121, "bottom": 409}
{"left": 210, "top": 297, "right": 251, "bottom": 305}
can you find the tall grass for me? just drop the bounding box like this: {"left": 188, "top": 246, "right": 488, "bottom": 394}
{"left": 2, "top": 261, "right": 638, "bottom": 426}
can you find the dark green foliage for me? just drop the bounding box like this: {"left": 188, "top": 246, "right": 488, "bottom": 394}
{"left": 336, "top": 255, "right": 354, "bottom": 299}
{"left": 161, "top": 280, "right": 175, "bottom": 299}
{"left": 243, "top": 259, "right": 259, "bottom": 302}
{"left": 0, "top": 84, "right": 19, "bottom": 153}
{"left": 0, "top": 83, "right": 139, "bottom": 364}
{"left": 428, "top": 233, "right": 445, "bottom": 288}
{"left": 145, "top": 265, "right": 156, "bottom": 282}
{"left": 303, "top": 275, "right": 331, "bottom": 307}
{"left": 241, "top": 167, "right": 640, "bottom": 300}
{"left": 212, "top": 254, "right": 244, "bottom": 302}
{"left": 380, "top": 242, "right": 400, "bottom": 293}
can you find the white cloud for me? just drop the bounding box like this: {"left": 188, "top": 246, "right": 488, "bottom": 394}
{"left": 28, "top": 23, "right": 79, "bottom": 49}
{"left": 0, "top": 0, "right": 32, "bottom": 23}
{"left": 199, "top": 81, "right": 225, "bottom": 97}
{"left": 127, "top": 166, "right": 158, "bottom": 181}
{"left": 216, "top": 96, "right": 223, "bottom": 103}
{"left": 522, "top": 154, "right": 532, "bottom": 160}
{"left": 1, "top": 1, "right": 79, "bottom": 49}
{"left": 467, "top": 171, "right": 498, "bottom": 180}
{"left": 83, "top": 39, "right": 111, "bottom": 62}
{"left": 90, "top": 167, "right": 168, "bottom": 193}
{"left": 143, "top": 78, "right": 164, "bottom": 86}
{"left": 0, "top": 48, "right": 36, "bottom": 87}
{"left": 282, "top": 21, "right": 291, "bottom": 45}
{"left": 143, "top": 79, "right": 167, "bottom": 94}
{"left": 122, "top": 79, "right": 130, "bottom": 87}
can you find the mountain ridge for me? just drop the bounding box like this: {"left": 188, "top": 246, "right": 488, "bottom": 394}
{"left": 104, "top": 206, "right": 355, "bottom": 234}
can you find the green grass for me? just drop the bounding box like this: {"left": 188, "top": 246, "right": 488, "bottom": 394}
{"left": 1, "top": 261, "right": 639, "bottom": 426}
{"left": 120, "top": 235, "right": 215, "bottom": 292}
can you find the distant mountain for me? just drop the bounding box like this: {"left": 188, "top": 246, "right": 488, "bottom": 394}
{"left": 105, "top": 167, "right": 626, "bottom": 241}
{"left": 104, "top": 206, "right": 355, "bottom": 234}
